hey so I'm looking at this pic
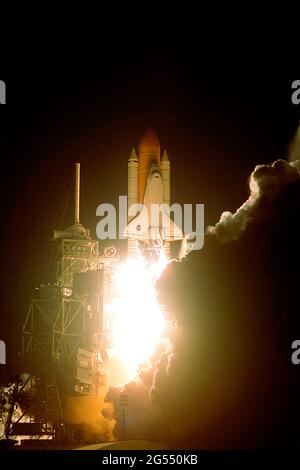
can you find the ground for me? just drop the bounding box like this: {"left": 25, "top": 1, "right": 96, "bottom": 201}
{"left": 75, "top": 440, "right": 170, "bottom": 450}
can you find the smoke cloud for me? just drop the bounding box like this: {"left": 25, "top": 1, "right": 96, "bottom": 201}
{"left": 156, "top": 157, "right": 300, "bottom": 448}
{"left": 64, "top": 390, "right": 114, "bottom": 443}
{"left": 207, "top": 158, "right": 299, "bottom": 243}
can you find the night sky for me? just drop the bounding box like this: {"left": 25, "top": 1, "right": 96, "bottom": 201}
{"left": 0, "top": 44, "right": 299, "bottom": 365}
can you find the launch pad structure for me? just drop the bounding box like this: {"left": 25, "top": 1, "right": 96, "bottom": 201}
{"left": 12, "top": 164, "right": 118, "bottom": 442}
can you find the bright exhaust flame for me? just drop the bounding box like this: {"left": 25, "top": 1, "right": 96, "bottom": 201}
{"left": 109, "top": 253, "right": 169, "bottom": 383}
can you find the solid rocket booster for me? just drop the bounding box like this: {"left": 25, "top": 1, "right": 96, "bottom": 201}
{"left": 127, "top": 148, "right": 139, "bottom": 257}
{"left": 160, "top": 150, "right": 171, "bottom": 258}
{"left": 126, "top": 128, "right": 182, "bottom": 259}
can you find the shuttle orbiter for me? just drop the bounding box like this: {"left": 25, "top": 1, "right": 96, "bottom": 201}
{"left": 124, "top": 128, "right": 183, "bottom": 259}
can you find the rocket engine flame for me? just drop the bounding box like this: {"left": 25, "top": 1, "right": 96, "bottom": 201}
{"left": 108, "top": 253, "right": 169, "bottom": 384}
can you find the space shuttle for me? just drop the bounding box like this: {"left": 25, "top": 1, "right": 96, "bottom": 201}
{"left": 124, "top": 128, "right": 183, "bottom": 259}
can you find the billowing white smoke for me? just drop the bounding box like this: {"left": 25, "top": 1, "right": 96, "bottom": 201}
{"left": 207, "top": 159, "right": 300, "bottom": 242}
{"left": 207, "top": 124, "right": 300, "bottom": 242}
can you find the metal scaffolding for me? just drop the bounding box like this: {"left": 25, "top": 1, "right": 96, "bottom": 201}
{"left": 13, "top": 164, "right": 114, "bottom": 441}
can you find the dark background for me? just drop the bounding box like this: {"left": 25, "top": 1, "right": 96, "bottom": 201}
{"left": 0, "top": 42, "right": 299, "bottom": 361}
